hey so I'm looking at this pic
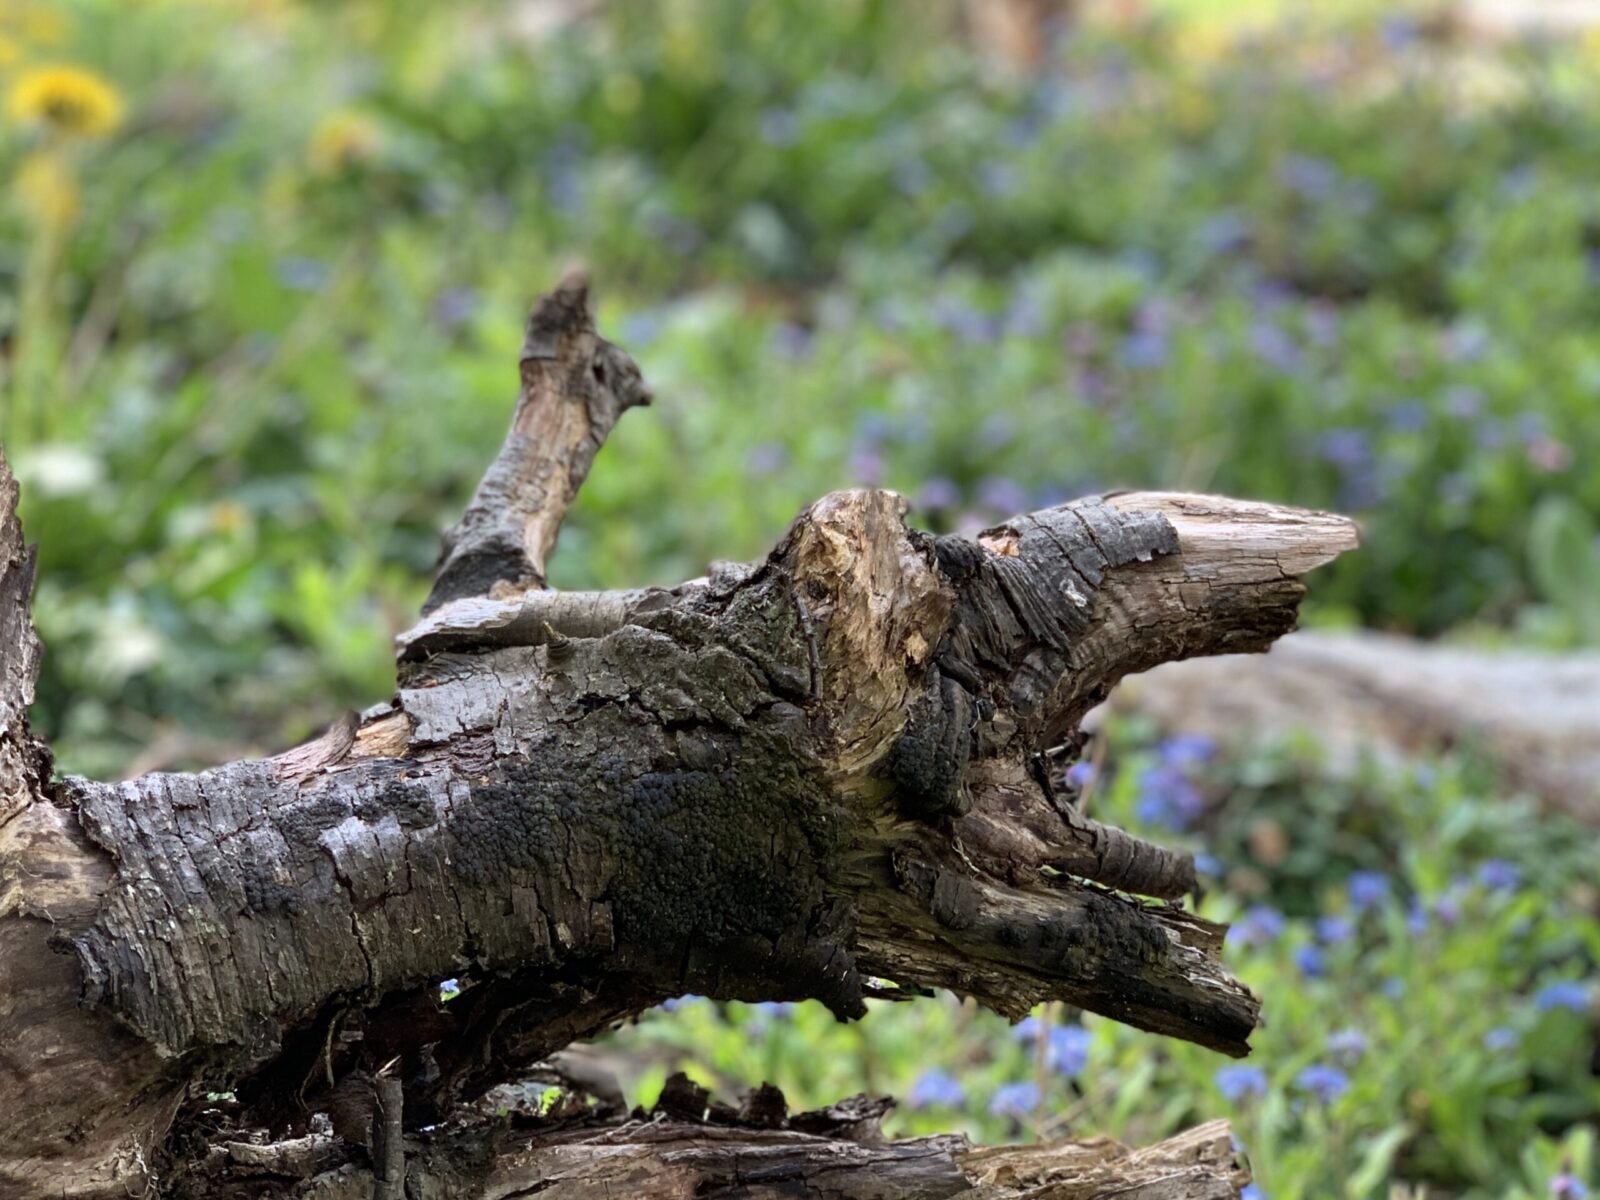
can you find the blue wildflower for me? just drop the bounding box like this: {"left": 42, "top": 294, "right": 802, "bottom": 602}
{"left": 1195, "top": 852, "right": 1223, "bottom": 877}
{"left": 1199, "top": 211, "right": 1250, "bottom": 255}
{"left": 1551, "top": 1173, "right": 1589, "bottom": 1199}
{"left": 1119, "top": 329, "right": 1168, "bottom": 370}
{"left": 1229, "top": 906, "right": 1286, "bottom": 948}
{"left": 1250, "top": 322, "right": 1303, "bottom": 373}
{"left": 1011, "top": 1015, "right": 1045, "bottom": 1043}
{"left": 745, "top": 442, "right": 789, "bottom": 478}
{"left": 849, "top": 448, "right": 885, "bottom": 487}
{"left": 1158, "top": 733, "right": 1216, "bottom": 767}
{"left": 980, "top": 160, "right": 1020, "bottom": 197}
{"left": 917, "top": 477, "right": 961, "bottom": 511}
{"left": 1046, "top": 1024, "right": 1091, "bottom": 1077}
{"left": 1347, "top": 871, "right": 1390, "bottom": 912}
{"left": 1294, "top": 944, "right": 1326, "bottom": 979}
{"left": 1535, "top": 981, "right": 1591, "bottom": 1013}
{"left": 907, "top": 1069, "right": 965, "bottom": 1109}
{"left": 1282, "top": 154, "right": 1339, "bottom": 199}
{"left": 759, "top": 107, "right": 798, "bottom": 146}
{"left": 277, "top": 256, "right": 330, "bottom": 292}
{"left": 1388, "top": 399, "right": 1428, "bottom": 433}
{"left": 1381, "top": 15, "right": 1419, "bottom": 50}
{"left": 1475, "top": 860, "right": 1521, "bottom": 892}
{"left": 893, "top": 158, "right": 932, "bottom": 196}
{"left": 1318, "top": 429, "right": 1373, "bottom": 471}
{"left": 988, "top": 1081, "right": 1041, "bottom": 1119}
{"left": 1381, "top": 977, "right": 1405, "bottom": 999}
{"left": 1214, "top": 1065, "right": 1268, "bottom": 1103}
{"left": 978, "top": 414, "right": 1017, "bottom": 450}
{"left": 1241, "top": 1186, "right": 1267, "bottom": 1200}
{"left": 1064, "top": 761, "right": 1096, "bottom": 789}
{"left": 1326, "top": 1028, "right": 1368, "bottom": 1063}
{"left": 1004, "top": 296, "right": 1045, "bottom": 338}
{"left": 935, "top": 298, "right": 999, "bottom": 345}
{"left": 433, "top": 286, "right": 479, "bottom": 329}
{"left": 1294, "top": 1064, "right": 1349, "bottom": 1104}
{"left": 1483, "top": 1026, "right": 1521, "bottom": 1052}
{"left": 977, "top": 476, "right": 1030, "bottom": 517}
{"left": 662, "top": 994, "right": 706, "bottom": 1012}
{"left": 1134, "top": 763, "right": 1204, "bottom": 831}
{"left": 1405, "top": 898, "right": 1430, "bottom": 935}
{"left": 620, "top": 310, "right": 663, "bottom": 347}
{"left": 771, "top": 322, "right": 812, "bottom": 359}
{"left": 1316, "top": 915, "right": 1354, "bottom": 945}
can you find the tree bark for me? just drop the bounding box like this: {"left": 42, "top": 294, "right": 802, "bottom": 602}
{"left": 0, "top": 277, "right": 1356, "bottom": 1198}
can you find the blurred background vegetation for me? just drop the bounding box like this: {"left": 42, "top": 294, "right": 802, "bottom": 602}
{"left": 1, "top": 0, "right": 1597, "bottom": 1196}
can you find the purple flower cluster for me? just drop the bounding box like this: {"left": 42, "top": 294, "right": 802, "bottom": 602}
{"left": 1133, "top": 735, "right": 1215, "bottom": 831}
{"left": 1535, "top": 981, "right": 1591, "bottom": 1014}
{"left": 1228, "top": 905, "right": 1287, "bottom": 948}
{"left": 1294, "top": 1063, "right": 1350, "bottom": 1104}
{"left": 1012, "top": 1017, "right": 1093, "bottom": 1077}
{"left": 907, "top": 1068, "right": 965, "bottom": 1109}
{"left": 1215, "top": 1064, "right": 1268, "bottom": 1103}
{"left": 988, "top": 1081, "right": 1041, "bottom": 1119}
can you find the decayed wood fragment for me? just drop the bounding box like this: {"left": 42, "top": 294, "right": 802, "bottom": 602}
{"left": 0, "top": 279, "right": 1357, "bottom": 1199}
{"left": 159, "top": 1079, "right": 1246, "bottom": 1200}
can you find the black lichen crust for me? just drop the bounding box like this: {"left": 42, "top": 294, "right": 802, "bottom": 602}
{"left": 884, "top": 674, "right": 974, "bottom": 821}
{"left": 448, "top": 720, "right": 843, "bottom": 955}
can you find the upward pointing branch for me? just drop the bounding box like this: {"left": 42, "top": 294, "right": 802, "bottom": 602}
{"left": 0, "top": 446, "right": 47, "bottom": 829}
{"left": 422, "top": 270, "right": 651, "bottom": 615}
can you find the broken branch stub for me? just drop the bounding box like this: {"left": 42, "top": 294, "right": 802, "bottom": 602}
{"left": 422, "top": 269, "right": 651, "bottom": 613}
{"left": 0, "top": 277, "right": 1357, "bottom": 1198}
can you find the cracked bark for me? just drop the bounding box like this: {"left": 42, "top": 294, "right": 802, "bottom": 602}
{"left": 0, "top": 278, "right": 1357, "bottom": 1199}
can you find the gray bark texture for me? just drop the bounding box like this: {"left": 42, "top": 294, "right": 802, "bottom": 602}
{"left": 0, "top": 277, "right": 1357, "bottom": 1199}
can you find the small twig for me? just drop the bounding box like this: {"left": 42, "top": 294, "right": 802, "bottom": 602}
{"left": 372, "top": 1065, "right": 405, "bottom": 1200}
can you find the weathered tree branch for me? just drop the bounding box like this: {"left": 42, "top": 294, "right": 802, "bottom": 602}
{"left": 422, "top": 269, "right": 651, "bottom": 613}
{"left": 0, "top": 278, "right": 1356, "bottom": 1198}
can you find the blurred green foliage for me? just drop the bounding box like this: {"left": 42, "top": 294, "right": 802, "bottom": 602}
{"left": 2, "top": 2, "right": 1598, "bottom": 1197}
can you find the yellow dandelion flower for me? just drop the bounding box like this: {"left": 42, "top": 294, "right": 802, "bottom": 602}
{"left": 13, "top": 151, "right": 80, "bottom": 231}
{"left": 307, "top": 108, "right": 382, "bottom": 176}
{"left": 7, "top": 65, "right": 124, "bottom": 138}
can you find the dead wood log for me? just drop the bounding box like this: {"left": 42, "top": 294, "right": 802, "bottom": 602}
{"left": 0, "top": 276, "right": 1356, "bottom": 1198}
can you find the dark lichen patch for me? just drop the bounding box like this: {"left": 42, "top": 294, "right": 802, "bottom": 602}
{"left": 447, "top": 718, "right": 844, "bottom": 960}
{"left": 1078, "top": 890, "right": 1172, "bottom": 967}
{"left": 352, "top": 776, "right": 440, "bottom": 830}
{"left": 884, "top": 674, "right": 973, "bottom": 821}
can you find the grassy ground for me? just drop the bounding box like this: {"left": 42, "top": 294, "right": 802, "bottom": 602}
{"left": 1, "top": 2, "right": 1597, "bottom": 1195}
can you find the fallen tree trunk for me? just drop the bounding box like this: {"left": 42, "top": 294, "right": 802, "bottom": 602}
{"left": 0, "top": 273, "right": 1356, "bottom": 1198}
{"left": 1112, "top": 630, "right": 1600, "bottom": 824}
